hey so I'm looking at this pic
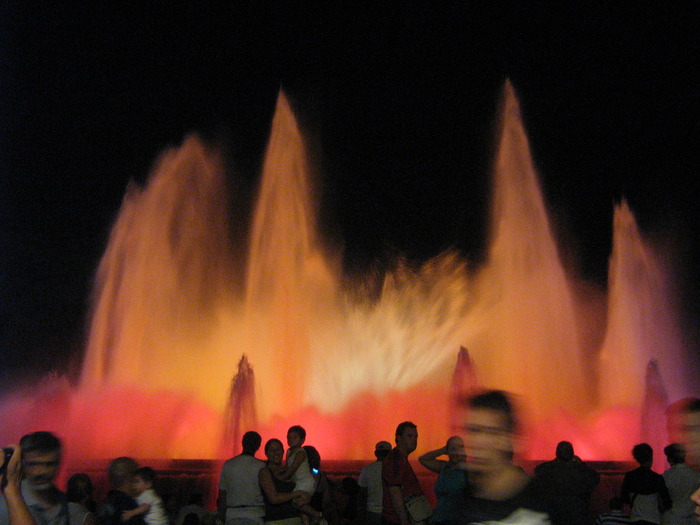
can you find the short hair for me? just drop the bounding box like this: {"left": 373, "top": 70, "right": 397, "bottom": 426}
{"left": 374, "top": 441, "right": 392, "bottom": 460}
{"left": 464, "top": 390, "right": 517, "bottom": 432}
{"left": 265, "top": 438, "right": 283, "bottom": 455}
{"left": 288, "top": 425, "right": 306, "bottom": 441}
{"left": 19, "top": 431, "right": 62, "bottom": 455}
{"left": 556, "top": 441, "right": 575, "bottom": 461}
{"left": 135, "top": 466, "right": 157, "bottom": 484}
{"left": 66, "top": 473, "right": 94, "bottom": 503}
{"left": 108, "top": 457, "right": 139, "bottom": 488}
{"left": 303, "top": 445, "right": 321, "bottom": 471}
{"left": 242, "top": 431, "right": 262, "bottom": 452}
{"left": 664, "top": 443, "right": 685, "bottom": 465}
{"left": 395, "top": 421, "right": 417, "bottom": 438}
{"left": 632, "top": 443, "right": 653, "bottom": 464}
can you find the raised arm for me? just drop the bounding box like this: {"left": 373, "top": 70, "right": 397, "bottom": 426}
{"left": 1, "top": 446, "right": 36, "bottom": 525}
{"left": 418, "top": 447, "right": 448, "bottom": 474}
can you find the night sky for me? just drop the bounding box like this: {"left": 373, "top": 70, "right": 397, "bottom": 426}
{"left": 1, "top": 3, "right": 697, "bottom": 387}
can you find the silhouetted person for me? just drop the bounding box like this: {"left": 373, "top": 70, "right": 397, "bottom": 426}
{"left": 662, "top": 443, "right": 700, "bottom": 524}
{"left": 358, "top": 441, "right": 391, "bottom": 525}
{"left": 66, "top": 473, "right": 96, "bottom": 525}
{"left": 620, "top": 443, "right": 671, "bottom": 525}
{"left": 218, "top": 431, "right": 266, "bottom": 525}
{"left": 534, "top": 440, "right": 599, "bottom": 525}
{"left": 381, "top": 422, "right": 426, "bottom": 525}
{"left": 418, "top": 436, "right": 467, "bottom": 525}
{"left": 304, "top": 446, "right": 339, "bottom": 525}
{"left": 0, "top": 432, "right": 67, "bottom": 525}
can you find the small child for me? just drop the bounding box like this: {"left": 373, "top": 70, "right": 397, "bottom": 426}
{"left": 121, "top": 467, "right": 168, "bottom": 525}
{"left": 278, "top": 425, "right": 322, "bottom": 524}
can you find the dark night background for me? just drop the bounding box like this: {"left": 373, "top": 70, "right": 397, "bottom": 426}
{"left": 1, "top": 3, "right": 697, "bottom": 388}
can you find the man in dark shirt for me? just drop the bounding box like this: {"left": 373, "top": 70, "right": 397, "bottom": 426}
{"left": 620, "top": 444, "right": 670, "bottom": 525}
{"left": 534, "top": 441, "right": 600, "bottom": 525}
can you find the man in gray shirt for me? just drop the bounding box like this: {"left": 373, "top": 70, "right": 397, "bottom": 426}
{"left": 0, "top": 432, "right": 67, "bottom": 525}
{"left": 218, "top": 432, "right": 266, "bottom": 525}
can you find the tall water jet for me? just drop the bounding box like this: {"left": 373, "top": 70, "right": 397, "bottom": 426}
{"left": 599, "top": 200, "right": 695, "bottom": 409}
{"left": 80, "top": 137, "right": 238, "bottom": 409}
{"left": 461, "top": 81, "right": 591, "bottom": 421}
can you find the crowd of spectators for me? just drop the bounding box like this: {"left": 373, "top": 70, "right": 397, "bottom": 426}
{"left": 2, "top": 394, "right": 699, "bottom": 525}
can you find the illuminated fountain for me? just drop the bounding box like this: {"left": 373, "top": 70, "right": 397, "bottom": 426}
{"left": 0, "top": 83, "right": 696, "bottom": 463}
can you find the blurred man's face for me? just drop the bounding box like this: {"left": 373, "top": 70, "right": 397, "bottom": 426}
{"left": 396, "top": 427, "right": 418, "bottom": 455}
{"left": 23, "top": 450, "right": 60, "bottom": 490}
{"left": 462, "top": 408, "right": 513, "bottom": 475}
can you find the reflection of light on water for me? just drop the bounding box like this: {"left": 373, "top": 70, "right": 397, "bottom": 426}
{"left": 0, "top": 83, "right": 696, "bottom": 461}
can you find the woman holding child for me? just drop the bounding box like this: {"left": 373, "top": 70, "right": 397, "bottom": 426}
{"left": 258, "top": 439, "right": 308, "bottom": 525}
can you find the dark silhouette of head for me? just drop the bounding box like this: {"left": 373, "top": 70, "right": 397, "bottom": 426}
{"left": 555, "top": 441, "right": 575, "bottom": 462}
{"left": 135, "top": 466, "right": 157, "bottom": 484}
{"left": 663, "top": 443, "right": 685, "bottom": 465}
{"left": 66, "top": 473, "right": 94, "bottom": 504}
{"left": 265, "top": 438, "right": 283, "bottom": 455}
{"left": 374, "top": 440, "right": 392, "bottom": 460}
{"left": 632, "top": 443, "right": 653, "bottom": 467}
{"left": 242, "top": 431, "right": 262, "bottom": 455}
{"left": 288, "top": 425, "right": 306, "bottom": 441}
{"left": 303, "top": 445, "right": 321, "bottom": 471}
{"left": 108, "top": 456, "right": 139, "bottom": 490}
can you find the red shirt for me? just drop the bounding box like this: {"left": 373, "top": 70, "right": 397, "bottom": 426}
{"left": 381, "top": 448, "right": 423, "bottom": 524}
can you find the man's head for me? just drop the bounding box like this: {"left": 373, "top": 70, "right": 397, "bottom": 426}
{"left": 555, "top": 441, "right": 575, "bottom": 462}
{"left": 108, "top": 456, "right": 139, "bottom": 493}
{"left": 242, "top": 431, "right": 262, "bottom": 455}
{"left": 663, "top": 443, "right": 685, "bottom": 466}
{"left": 460, "top": 390, "right": 518, "bottom": 476}
{"left": 133, "top": 466, "right": 156, "bottom": 495}
{"left": 374, "top": 441, "right": 392, "bottom": 461}
{"left": 19, "top": 431, "right": 62, "bottom": 490}
{"left": 632, "top": 443, "right": 653, "bottom": 467}
{"left": 395, "top": 421, "right": 418, "bottom": 455}
{"left": 287, "top": 425, "right": 306, "bottom": 449}
{"left": 446, "top": 436, "right": 466, "bottom": 464}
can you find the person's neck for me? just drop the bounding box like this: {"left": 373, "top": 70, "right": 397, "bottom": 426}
{"left": 471, "top": 464, "right": 527, "bottom": 500}
{"left": 396, "top": 446, "right": 411, "bottom": 457}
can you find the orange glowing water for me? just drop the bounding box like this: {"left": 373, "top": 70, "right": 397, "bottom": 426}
{"left": 1, "top": 83, "right": 697, "bottom": 464}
